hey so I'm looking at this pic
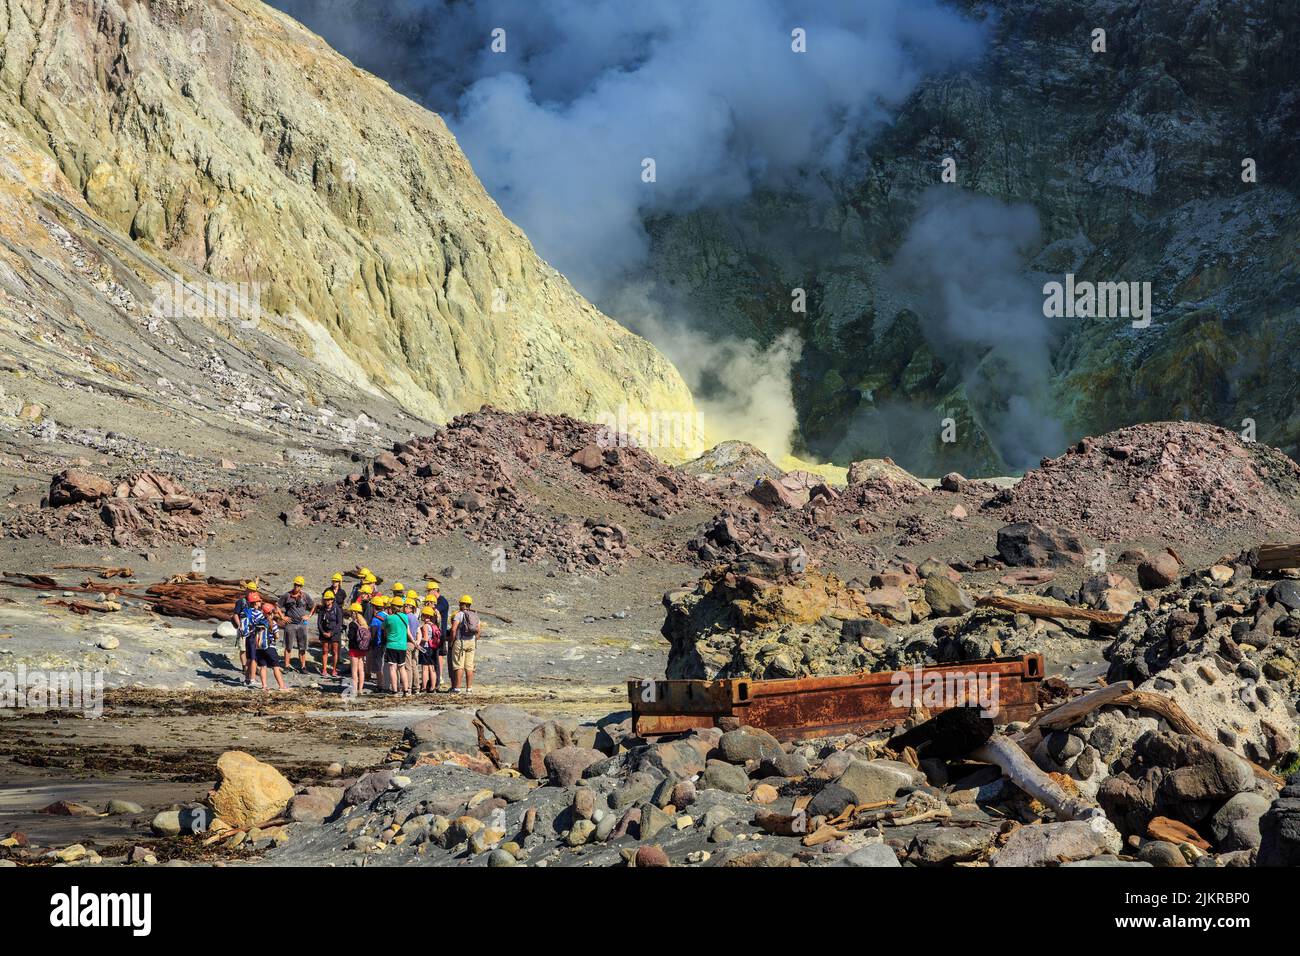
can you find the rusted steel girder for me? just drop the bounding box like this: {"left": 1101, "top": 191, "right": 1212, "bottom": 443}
{"left": 629, "top": 654, "right": 1044, "bottom": 741}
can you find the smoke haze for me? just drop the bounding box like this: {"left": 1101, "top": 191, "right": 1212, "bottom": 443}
{"left": 271, "top": 0, "right": 995, "bottom": 463}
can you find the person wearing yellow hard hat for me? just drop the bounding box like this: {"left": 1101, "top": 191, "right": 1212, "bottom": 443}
{"left": 416, "top": 605, "right": 442, "bottom": 693}
{"left": 345, "top": 600, "right": 370, "bottom": 698}
{"left": 316, "top": 588, "right": 344, "bottom": 678}
{"left": 231, "top": 580, "right": 263, "bottom": 677}
{"left": 398, "top": 595, "right": 421, "bottom": 692}
{"left": 380, "top": 586, "right": 414, "bottom": 697}
{"left": 449, "top": 594, "right": 481, "bottom": 694}
{"left": 278, "top": 575, "right": 316, "bottom": 675}
{"left": 425, "top": 581, "right": 451, "bottom": 690}
{"left": 367, "top": 594, "right": 391, "bottom": 691}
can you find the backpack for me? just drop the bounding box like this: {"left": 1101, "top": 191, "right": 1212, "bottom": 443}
{"left": 455, "top": 610, "right": 480, "bottom": 640}
{"left": 351, "top": 619, "right": 372, "bottom": 653}
{"left": 421, "top": 621, "right": 441, "bottom": 651}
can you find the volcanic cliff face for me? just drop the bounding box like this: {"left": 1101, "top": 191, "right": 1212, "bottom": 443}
{"left": 0, "top": 0, "right": 696, "bottom": 473}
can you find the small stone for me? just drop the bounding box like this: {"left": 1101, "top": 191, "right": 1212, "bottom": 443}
{"left": 635, "top": 845, "right": 670, "bottom": 868}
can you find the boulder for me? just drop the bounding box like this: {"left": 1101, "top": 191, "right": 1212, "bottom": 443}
{"left": 405, "top": 711, "right": 481, "bottom": 756}
{"left": 996, "top": 522, "right": 1086, "bottom": 568}
{"left": 519, "top": 721, "right": 574, "bottom": 779}
{"left": 1258, "top": 780, "right": 1300, "bottom": 866}
{"left": 861, "top": 586, "right": 912, "bottom": 624}
{"left": 991, "top": 820, "right": 1121, "bottom": 866}
{"left": 1078, "top": 572, "right": 1140, "bottom": 614}
{"left": 844, "top": 843, "right": 901, "bottom": 867}
{"left": 911, "top": 826, "right": 996, "bottom": 865}
{"left": 48, "top": 469, "right": 114, "bottom": 506}
{"left": 543, "top": 746, "right": 603, "bottom": 787}
{"left": 747, "top": 477, "right": 802, "bottom": 510}
{"left": 208, "top": 751, "right": 294, "bottom": 829}
{"left": 477, "top": 705, "right": 543, "bottom": 749}
{"left": 846, "top": 458, "right": 925, "bottom": 489}
{"left": 924, "top": 576, "right": 972, "bottom": 617}
{"left": 835, "top": 759, "right": 923, "bottom": 805}
{"left": 701, "top": 760, "right": 751, "bottom": 794}
{"left": 341, "top": 770, "right": 396, "bottom": 808}
{"left": 288, "top": 787, "right": 343, "bottom": 824}
{"left": 1210, "top": 792, "right": 1270, "bottom": 851}
{"left": 1138, "top": 553, "right": 1181, "bottom": 589}
{"left": 807, "top": 783, "right": 856, "bottom": 818}
{"left": 718, "top": 726, "right": 784, "bottom": 764}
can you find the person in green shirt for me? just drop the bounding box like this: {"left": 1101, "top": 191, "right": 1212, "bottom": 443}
{"left": 383, "top": 602, "right": 412, "bottom": 696}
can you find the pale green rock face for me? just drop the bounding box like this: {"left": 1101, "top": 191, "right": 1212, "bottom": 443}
{"left": 0, "top": 0, "right": 698, "bottom": 459}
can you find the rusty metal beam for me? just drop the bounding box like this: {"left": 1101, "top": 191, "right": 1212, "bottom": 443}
{"left": 629, "top": 654, "right": 1044, "bottom": 741}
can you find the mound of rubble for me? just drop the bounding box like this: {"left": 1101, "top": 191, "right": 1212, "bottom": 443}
{"left": 679, "top": 441, "right": 784, "bottom": 491}
{"left": 1105, "top": 564, "right": 1300, "bottom": 766}
{"left": 662, "top": 551, "right": 908, "bottom": 680}
{"left": 2, "top": 468, "right": 247, "bottom": 549}
{"left": 990, "top": 422, "right": 1300, "bottom": 543}
{"left": 293, "top": 407, "right": 724, "bottom": 574}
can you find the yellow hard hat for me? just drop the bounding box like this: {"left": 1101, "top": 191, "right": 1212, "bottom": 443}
{"left": 404, "top": 597, "right": 417, "bottom": 607}
{"left": 364, "top": 572, "right": 377, "bottom": 584}
{"left": 293, "top": 575, "right": 305, "bottom": 586}
{"left": 373, "top": 595, "right": 389, "bottom": 607}
{"left": 359, "top": 567, "right": 372, "bottom": 577}
{"left": 427, "top": 580, "right": 440, "bottom": 590}
{"left": 405, "top": 589, "right": 418, "bottom": 600}
{"left": 331, "top": 573, "right": 343, "bottom": 582}
{"left": 420, "top": 607, "right": 435, "bottom": 617}
{"left": 323, "top": 590, "right": 335, "bottom": 599}
{"left": 392, "top": 581, "right": 405, "bottom": 593}
{"left": 460, "top": 595, "right": 473, "bottom": 606}
{"left": 348, "top": 602, "right": 363, "bottom": 613}
{"left": 360, "top": 584, "right": 373, "bottom": 595}
{"left": 244, "top": 580, "right": 259, "bottom": 591}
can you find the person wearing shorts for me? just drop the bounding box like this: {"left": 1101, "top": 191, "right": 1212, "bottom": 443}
{"left": 449, "top": 595, "right": 480, "bottom": 694}
{"left": 237, "top": 591, "right": 265, "bottom": 687}
{"left": 316, "top": 588, "right": 344, "bottom": 678}
{"left": 253, "top": 602, "right": 287, "bottom": 691}
{"left": 426, "top": 582, "right": 451, "bottom": 691}
{"left": 416, "top": 606, "right": 440, "bottom": 693}
{"left": 345, "top": 602, "right": 369, "bottom": 698}
{"left": 382, "top": 601, "right": 411, "bottom": 696}
{"left": 278, "top": 576, "right": 315, "bottom": 673}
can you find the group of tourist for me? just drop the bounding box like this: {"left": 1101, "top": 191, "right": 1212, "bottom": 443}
{"left": 229, "top": 570, "right": 481, "bottom": 697}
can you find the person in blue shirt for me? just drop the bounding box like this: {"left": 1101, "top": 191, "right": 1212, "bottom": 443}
{"left": 243, "top": 601, "right": 287, "bottom": 691}
{"left": 425, "top": 581, "right": 451, "bottom": 691}
{"left": 367, "top": 595, "right": 390, "bottom": 692}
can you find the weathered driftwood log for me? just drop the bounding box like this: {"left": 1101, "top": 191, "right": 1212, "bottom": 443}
{"left": 971, "top": 734, "right": 1111, "bottom": 827}
{"left": 143, "top": 580, "right": 251, "bottom": 621}
{"left": 976, "top": 594, "right": 1125, "bottom": 627}
{"left": 1252, "top": 543, "right": 1300, "bottom": 572}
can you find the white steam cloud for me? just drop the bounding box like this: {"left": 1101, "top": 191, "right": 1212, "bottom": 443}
{"left": 271, "top": 0, "right": 990, "bottom": 460}
{"left": 889, "top": 189, "right": 1065, "bottom": 470}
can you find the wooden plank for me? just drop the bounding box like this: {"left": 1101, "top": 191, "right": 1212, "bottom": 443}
{"left": 1253, "top": 543, "right": 1300, "bottom": 571}
{"left": 977, "top": 594, "right": 1126, "bottom": 627}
